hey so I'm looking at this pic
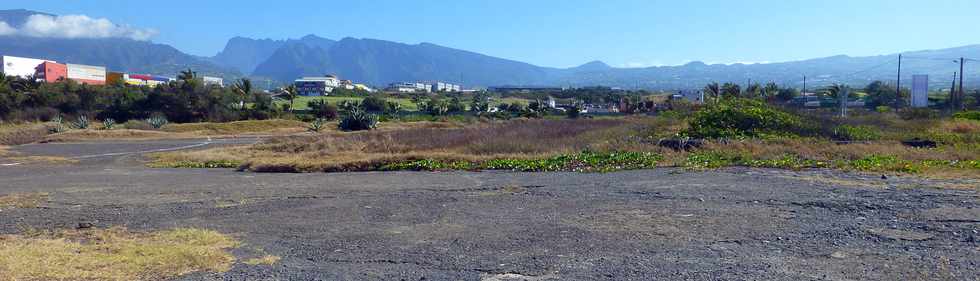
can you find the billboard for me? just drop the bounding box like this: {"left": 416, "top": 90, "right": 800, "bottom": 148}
{"left": 911, "top": 75, "right": 928, "bottom": 108}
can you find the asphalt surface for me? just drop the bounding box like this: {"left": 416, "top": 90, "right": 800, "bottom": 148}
{"left": 1, "top": 139, "right": 978, "bottom": 280}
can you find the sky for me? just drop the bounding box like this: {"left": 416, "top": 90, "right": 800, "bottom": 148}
{"left": 4, "top": 0, "right": 980, "bottom": 68}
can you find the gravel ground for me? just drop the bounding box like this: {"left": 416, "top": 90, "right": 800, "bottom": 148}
{"left": 1, "top": 139, "right": 977, "bottom": 280}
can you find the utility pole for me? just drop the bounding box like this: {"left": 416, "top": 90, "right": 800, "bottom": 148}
{"left": 896, "top": 54, "right": 902, "bottom": 93}
{"left": 958, "top": 57, "right": 965, "bottom": 111}
{"left": 840, "top": 86, "right": 849, "bottom": 117}
{"left": 951, "top": 72, "right": 957, "bottom": 112}
{"left": 802, "top": 75, "right": 807, "bottom": 95}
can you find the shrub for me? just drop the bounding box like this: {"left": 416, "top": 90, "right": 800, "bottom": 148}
{"left": 308, "top": 100, "right": 339, "bottom": 120}
{"left": 73, "top": 116, "right": 90, "bottom": 129}
{"left": 875, "top": 106, "right": 890, "bottom": 113}
{"left": 566, "top": 104, "right": 582, "bottom": 119}
{"left": 686, "top": 98, "right": 804, "bottom": 139}
{"left": 953, "top": 111, "right": 980, "bottom": 121}
{"left": 338, "top": 108, "right": 378, "bottom": 131}
{"left": 361, "top": 95, "right": 388, "bottom": 112}
{"left": 147, "top": 116, "right": 169, "bottom": 129}
{"left": 101, "top": 118, "right": 116, "bottom": 130}
{"left": 307, "top": 118, "right": 325, "bottom": 133}
{"left": 832, "top": 125, "right": 880, "bottom": 141}
{"left": 122, "top": 120, "right": 153, "bottom": 130}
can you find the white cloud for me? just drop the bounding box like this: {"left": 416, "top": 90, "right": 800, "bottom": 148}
{"left": 622, "top": 61, "right": 666, "bottom": 68}
{"left": 16, "top": 14, "right": 157, "bottom": 41}
{"left": 0, "top": 21, "right": 15, "bottom": 36}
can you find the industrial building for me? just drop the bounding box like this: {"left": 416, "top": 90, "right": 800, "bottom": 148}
{"left": 387, "top": 82, "right": 430, "bottom": 93}
{"left": 35, "top": 61, "right": 67, "bottom": 83}
{"left": 489, "top": 86, "right": 564, "bottom": 93}
{"left": 66, "top": 64, "right": 107, "bottom": 85}
{"left": 2, "top": 55, "right": 55, "bottom": 79}
{"left": 108, "top": 73, "right": 172, "bottom": 87}
{"left": 295, "top": 75, "right": 340, "bottom": 96}
{"left": 430, "top": 82, "right": 462, "bottom": 92}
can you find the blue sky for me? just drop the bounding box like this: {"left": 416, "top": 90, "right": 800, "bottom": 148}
{"left": 5, "top": 0, "right": 980, "bottom": 68}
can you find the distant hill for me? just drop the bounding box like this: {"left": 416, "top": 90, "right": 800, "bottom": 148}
{"left": 243, "top": 34, "right": 980, "bottom": 89}
{"left": 0, "top": 9, "right": 240, "bottom": 79}
{"left": 251, "top": 37, "right": 552, "bottom": 87}
{"left": 4, "top": 8, "right": 979, "bottom": 90}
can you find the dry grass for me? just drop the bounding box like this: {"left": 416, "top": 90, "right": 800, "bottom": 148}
{"left": 243, "top": 255, "right": 281, "bottom": 266}
{"left": 0, "top": 227, "right": 239, "bottom": 281}
{"left": 162, "top": 119, "right": 307, "bottom": 135}
{"left": 0, "top": 122, "right": 53, "bottom": 145}
{"left": 152, "top": 118, "right": 648, "bottom": 172}
{"left": 0, "top": 192, "right": 49, "bottom": 209}
{"left": 42, "top": 129, "right": 190, "bottom": 143}
{"left": 2, "top": 156, "right": 79, "bottom": 165}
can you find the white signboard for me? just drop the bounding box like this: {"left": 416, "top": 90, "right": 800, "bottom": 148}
{"left": 911, "top": 75, "right": 928, "bottom": 108}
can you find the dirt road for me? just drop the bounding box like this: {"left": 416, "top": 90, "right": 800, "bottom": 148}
{"left": 1, "top": 140, "right": 977, "bottom": 280}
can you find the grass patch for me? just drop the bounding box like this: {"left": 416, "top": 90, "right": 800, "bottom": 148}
{"left": 243, "top": 255, "right": 281, "bottom": 266}
{"left": 282, "top": 96, "right": 417, "bottom": 111}
{"left": 148, "top": 159, "right": 242, "bottom": 169}
{"left": 381, "top": 151, "right": 662, "bottom": 173}
{"left": 0, "top": 227, "right": 239, "bottom": 281}
{"left": 0, "top": 192, "right": 49, "bottom": 209}
{"left": 41, "top": 129, "right": 184, "bottom": 143}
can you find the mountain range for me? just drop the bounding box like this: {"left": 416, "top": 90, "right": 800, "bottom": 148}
{"left": 1, "top": 9, "right": 977, "bottom": 90}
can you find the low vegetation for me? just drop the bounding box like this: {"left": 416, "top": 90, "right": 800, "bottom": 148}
{"left": 0, "top": 227, "right": 239, "bottom": 281}
{"left": 149, "top": 98, "right": 979, "bottom": 180}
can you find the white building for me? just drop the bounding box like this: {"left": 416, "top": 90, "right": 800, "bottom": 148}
{"left": 430, "top": 82, "right": 462, "bottom": 92}
{"left": 1, "top": 55, "right": 55, "bottom": 79}
{"left": 387, "top": 82, "right": 431, "bottom": 93}
{"left": 295, "top": 75, "right": 340, "bottom": 96}
{"left": 202, "top": 76, "right": 224, "bottom": 87}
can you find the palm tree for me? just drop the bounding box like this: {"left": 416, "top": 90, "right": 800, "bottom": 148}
{"left": 283, "top": 84, "right": 299, "bottom": 113}
{"left": 703, "top": 82, "right": 721, "bottom": 103}
{"left": 822, "top": 84, "right": 850, "bottom": 100}
{"left": 763, "top": 82, "right": 779, "bottom": 101}
{"left": 177, "top": 69, "right": 197, "bottom": 81}
{"left": 721, "top": 82, "right": 741, "bottom": 99}
{"left": 232, "top": 79, "right": 252, "bottom": 110}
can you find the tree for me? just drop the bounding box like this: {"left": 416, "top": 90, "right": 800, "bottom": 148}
{"left": 703, "top": 82, "right": 721, "bottom": 103}
{"left": 863, "top": 80, "right": 907, "bottom": 109}
{"left": 232, "top": 79, "right": 252, "bottom": 110}
{"left": 776, "top": 87, "right": 799, "bottom": 102}
{"left": 721, "top": 83, "right": 741, "bottom": 99}
{"left": 283, "top": 85, "right": 299, "bottom": 113}
{"left": 361, "top": 95, "right": 388, "bottom": 112}
{"left": 470, "top": 92, "right": 491, "bottom": 113}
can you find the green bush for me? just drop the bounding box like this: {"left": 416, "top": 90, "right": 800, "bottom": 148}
{"left": 338, "top": 108, "right": 378, "bottom": 131}
{"left": 832, "top": 125, "right": 881, "bottom": 141}
{"left": 307, "top": 118, "right": 326, "bottom": 133}
{"left": 686, "top": 98, "right": 804, "bottom": 139}
{"left": 308, "top": 99, "right": 338, "bottom": 120}
{"left": 953, "top": 111, "right": 980, "bottom": 121}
